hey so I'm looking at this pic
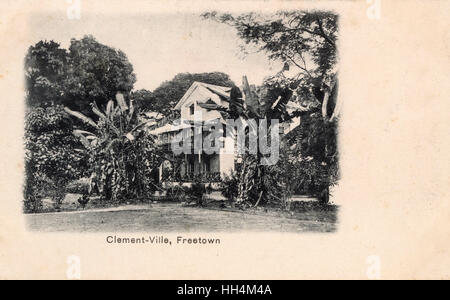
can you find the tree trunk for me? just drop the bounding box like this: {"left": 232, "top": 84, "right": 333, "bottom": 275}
{"left": 321, "top": 90, "right": 330, "bottom": 119}
{"left": 319, "top": 78, "right": 338, "bottom": 205}
{"left": 322, "top": 78, "right": 338, "bottom": 121}
{"left": 236, "top": 155, "right": 248, "bottom": 204}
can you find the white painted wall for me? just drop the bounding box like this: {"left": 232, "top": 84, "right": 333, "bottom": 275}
{"left": 180, "top": 85, "right": 227, "bottom": 121}
{"left": 219, "top": 147, "right": 235, "bottom": 178}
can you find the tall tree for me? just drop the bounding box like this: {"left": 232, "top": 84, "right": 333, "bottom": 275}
{"left": 25, "top": 40, "right": 68, "bottom": 107}
{"left": 202, "top": 11, "right": 338, "bottom": 118}
{"left": 203, "top": 11, "right": 340, "bottom": 203}
{"left": 65, "top": 35, "right": 136, "bottom": 114}
{"left": 25, "top": 36, "right": 137, "bottom": 115}
{"left": 130, "top": 89, "right": 154, "bottom": 111}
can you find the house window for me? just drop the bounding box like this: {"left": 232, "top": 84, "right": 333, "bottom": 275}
{"left": 190, "top": 104, "right": 195, "bottom": 115}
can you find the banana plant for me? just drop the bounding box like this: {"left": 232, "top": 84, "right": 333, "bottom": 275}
{"left": 206, "top": 76, "right": 302, "bottom": 207}
{"left": 65, "top": 93, "right": 162, "bottom": 201}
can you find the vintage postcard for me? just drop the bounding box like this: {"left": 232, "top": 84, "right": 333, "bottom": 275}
{"left": 0, "top": 0, "right": 448, "bottom": 280}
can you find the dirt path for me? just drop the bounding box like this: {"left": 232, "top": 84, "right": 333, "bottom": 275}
{"left": 25, "top": 203, "right": 337, "bottom": 233}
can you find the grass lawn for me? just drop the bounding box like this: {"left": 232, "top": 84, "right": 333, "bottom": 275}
{"left": 25, "top": 202, "right": 337, "bottom": 233}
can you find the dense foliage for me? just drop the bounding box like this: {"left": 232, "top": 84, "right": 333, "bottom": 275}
{"left": 24, "top": 10, "right": 340, "bottom": 213}
{"left": 130, "top": 89, "right": 154, "bottom": 111}
{"left": 24, "top": 105, "right": 88, "bottom": 212}
{"left": 24, "top": 36, "right": 145, "bottom": 209}
{"left": 189, "top": 181, "right": 207, "bottom": 206}
{"left": 220, "top": 172, "right": 239, "bottom": 203}
{"left": 208, "top": 78, "right": 293, "bottom": 207}
{"left": 25, "top": 41, "right": 68, "bottom": 107}
{"left": 204, "top": 11, "right": 340, "bottom": 204}
{"left": 65, "top": 94, "right": 163, "bottom": 202}
{"left": 25, "top": 36, "right": 136, "bottom": 116}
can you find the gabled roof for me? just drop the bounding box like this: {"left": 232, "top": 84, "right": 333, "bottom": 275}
{"left": 174, "top": 81, "right": 232, "bottom": 110}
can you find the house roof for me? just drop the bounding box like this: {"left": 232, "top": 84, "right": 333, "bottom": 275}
{"left": 148, "top": 118, "right": 227, "bottom": 135}
{"left": 174, "top": 81, "right": 232, "bottom": 110}
{"left": 148, "top": 120, "right": 192, "bottom": 135}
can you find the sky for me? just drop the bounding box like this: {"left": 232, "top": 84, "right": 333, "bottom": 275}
{"left": 28, "top": 12, "right": 282, "bottom": 91}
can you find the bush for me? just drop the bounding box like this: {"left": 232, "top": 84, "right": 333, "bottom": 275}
{"left": 23, "top": 176, "right": 44, "bottom": 213}
{"left": 23, "top": 172, "right": 66, "bottom": 213}
{"left": 24, "top": 105, "right": 89, "bottom": 212}
{"left": 219, "top": 172, "right": 239, "bottom": 202}
{"left": 187, "top": 181, "right": 206, "bottom": 206}
{"left": 164, "top": 183, "right": 188, "bottom": 202}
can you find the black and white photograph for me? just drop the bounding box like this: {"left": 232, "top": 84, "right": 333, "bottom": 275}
{"left": 0, "top": 0, "right": 449, "bottom": 281}
{"left": 24, "top": 9, "right": 340, "bottom": 232}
